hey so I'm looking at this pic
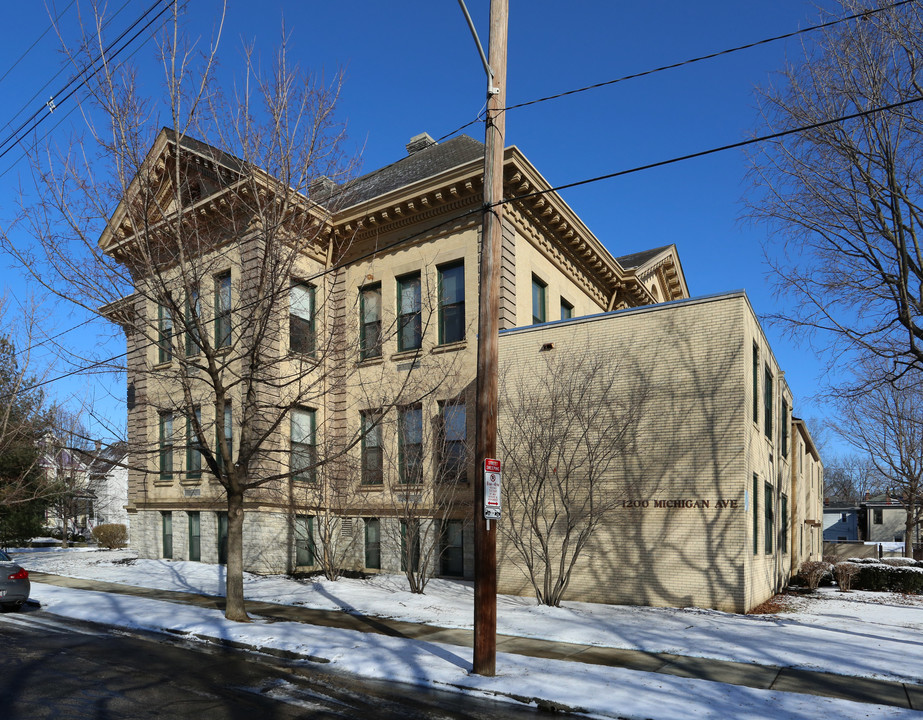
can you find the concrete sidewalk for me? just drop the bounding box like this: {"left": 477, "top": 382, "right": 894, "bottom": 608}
{"left": 28, "top": 572, "right": 922, "bottom": 711}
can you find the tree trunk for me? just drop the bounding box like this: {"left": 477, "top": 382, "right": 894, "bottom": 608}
{"left": 225, "top": 487, "right": 249, "bottom": 621}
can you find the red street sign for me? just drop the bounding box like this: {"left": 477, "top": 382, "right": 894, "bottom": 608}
{"left": 485, "top": 458, "right": 501, "bottom": 473}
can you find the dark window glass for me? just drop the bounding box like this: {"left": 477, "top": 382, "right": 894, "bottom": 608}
{"left": 188, "top": 512, "right": 200, "bottom": 561}
{"left": 780, "top": 494, "right": 788, "bottom": 553}
{"left": 398, "top": 273, "right": 422, "bottom": 351}
{"left": 781, "top": 399, "right": 789, "bottom": 458}
{"left": 365, "top": 518, "right": 381, "bottom": 569}
{"left": 162, "top": 511, "right": 173, "bottom": 559}
{"left": 764, "top": 482, "right": 774, "bottom": 554}
{"left": 873, "top": 508, "right": 883, "bottom": 524}
{"left": 399, "top": 405, "right": 423, "bottom": 484}
{"left": 215, "top": 403, "right": 233, "bottom": 474}
{"left": 185, "top": 288, "right": 201, "bottom": 357}
{"left": 440, "top": 401, "right": 467, "bottom": 482}
{"left": 186, "top": 407, "right": 202, "bottom": 479}
{"left": 441, "top": 520, "right": 464, "bottom": 577}
{"left": 752, "top": 474, "right": 759, "bottom": 555}
{"left": 360, "top": 284, "right": 382, "bottom": 359}
{"left": 159, "top": 413, "right": 173, "bottom": 481}
{"left": 295, "top": 515, "right": 315, "bottom": 566}
{"left": 290, "top": 283, "right": 316, "bottom": 355}
{"left": 752, "top": 345, "right": 759, "bottom": 424}
{"left": 438, "top": 262, "right": 465, "bottom": 344}
{"left": 560, "top": 298, "right": 573, "bottom": 321}
{"left": 361, "top": 411, "right": 383, "bottom": 485}
{"left": 158, "top": 304, "right": 173, "bottom": 364}
{"left": 291, "top": 408, "right": 316, "bottom": 482}
{"left": 764, "top": 365, "right": 773, "bottom": 441}
{"left": 215, "top": 272, "right": 231, "bottom": 348}
{"left": 531, "top": 276, "right": 546, "bottom": 324}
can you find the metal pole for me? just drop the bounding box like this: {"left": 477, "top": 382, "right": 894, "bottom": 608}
{"left": 473, "top": 0, "right": 508, "bottom": 677}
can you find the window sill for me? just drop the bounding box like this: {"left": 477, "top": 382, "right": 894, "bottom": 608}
{"left": 431, "top": 340, "right": 467, "bottom": 355}
{"left": 153, "top": 361, "right": 172, "bottom": 370}
{"left": 357, "top": 355, "right": 384, "bottom": 368}
{"left": 391, "top": 348, "right": 422, "bottom": 362}
{"left": 180, "top": 478, "right": 202, "bottom": 486}
{"left": 358, "top": 483, "right": 384, "bottom": 492}
{"left": 153, "top": 480, "right": 174, "bottom": 487}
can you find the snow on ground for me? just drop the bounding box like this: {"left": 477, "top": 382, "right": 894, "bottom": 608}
{"left": 11, "top": 548, "right": 923, "bottom": 719}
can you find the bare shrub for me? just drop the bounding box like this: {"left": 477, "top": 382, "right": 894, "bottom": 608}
{"left": 834, "top": 562, "right": 860, "bottom": 592}
{"left": 91, "top": 524, "right": 128, "bottom": 550}
{"left": 800, "top": 560, "right": 832, "bottom": 590}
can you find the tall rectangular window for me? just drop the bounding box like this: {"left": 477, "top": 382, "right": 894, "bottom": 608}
{"left": 295, "top": 515, "right": 315, "bottom": 566}
{"left": 873, "top": 508, "right": 883, "bottom": 524}
{"left": 440, "top": 400, "right": 467, "bottom": 482}
{"left": 531, "top": 275, "right": 547, "bottom": 324}
{"left": 401, "top": 519, "right": 420, "bottom": 573}
{"left": 185, "top": 288, "right": 200, "bottom": 357}
{"left": 291, "top": 408, "right": 316, "bottom": 483}
{"left": 216, "top": 511, "right": 228, "bottom": 564}
{"left": 188, "top": 511, "right": 201, "bottom": 561}
{"left": 780, "top": 494, "right": 788, "bottom": 554}
{"left": 162, "top": 511, "right": 173, "bottom": 559}
{"left": 361, "top": 411, "right": 383, "bottom": 485}
{"left": 158, "top": 304, "right": 173, "bottom": 364}
{"left": 290, "top": 282, "right": 316, "bottom": 355}
{"left": 752, "top": 345, "right": 759, "bottom": 424}
{"left": 186, "top": 406, "right": 202, "bottom": 480}
{"left": 560, "top": 298, "right": 574, "bottom": 321}
{"left": 399, "top": 405, "right": 423, "bottom": 484}
{"left": 159, "top": 412, "right": 173, "bottom": 482}
{"left": 360, "top": 284, "right": 382, "bottom": 359}
{"left": 438, "top": 261, "right": 465, "bottom": 344}
{"left": 215, "top": 403, "right": 233, "bottom": 474}
{"left": 397, "top": 273, "right": 422, "bottom": 351}
{"left": 214, "top": 272, "right": 231, "bottom": 348}
{"left": 764, "top": 481, "right": 774, "bottom": 554}
{"left": 781, "top": 399, "right": 789, "bottom": 458}
{"left": 365, "top": 518, "right": 381, "bottom": 569}
{"left": 440, "top": 520, "right": 464, "bottom": 577}
{"left": 764, "top": 365, "right": 773, "bottom": 441}
{"left": 752, "top": 474, "right": 759, "bottom": 555}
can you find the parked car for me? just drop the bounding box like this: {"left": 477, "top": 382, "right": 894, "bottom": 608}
{"left": 0, "top": 550, "right": 30, "bottom": 610}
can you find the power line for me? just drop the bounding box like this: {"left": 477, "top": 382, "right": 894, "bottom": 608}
{"left": 500, "top": 0, "right": 919, "bottom": 115}
{"left": 0, "top": 0, "right": 78, "bottom": 88}
{"left": 0, "top": 0, "right": 171, "bottom": 162}
{"left": 495, "top": 94, "right": 923, "bottom": 207}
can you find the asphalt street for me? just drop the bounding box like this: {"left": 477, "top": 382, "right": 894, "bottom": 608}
{"left": 0, "top": 606, "right": 563, "bottom": 720}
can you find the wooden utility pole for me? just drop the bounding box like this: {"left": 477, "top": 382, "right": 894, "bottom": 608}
{"left": 473, "top": 0, "right": 508, "bottom": 678}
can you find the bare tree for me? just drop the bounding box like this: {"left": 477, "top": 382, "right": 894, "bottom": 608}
{"left": 822, "top": 453, "right": 885, "bottom": 503}
{"left": 1, "top": 3, "right": 360, "bottom": 621}
{"left": 833, "top": 363, "right": 923, "bottom": 555}
{"left": 41, "top": 409, "right": 95, "bottom": 547}
{"left": 748, "top": 0, "right": 923, "bottom": 382}
{"left": 498, "top": 349, "right": 645, "bottom": 607}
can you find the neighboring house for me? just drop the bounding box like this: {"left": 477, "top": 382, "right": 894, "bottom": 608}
{"left": 100, "top": 128, "right": 819, "bottom": 612}
{"left": 823, "top": 504, "right": 860, "bottom": 542}
{"left": 38, "top": 434, "right": 94, "bottom": 538}
{"left": 83, "top": 443, "right": 130, "bottom": 530}
{"left": 863, "top": 494, "right": 921, "bottom": 545}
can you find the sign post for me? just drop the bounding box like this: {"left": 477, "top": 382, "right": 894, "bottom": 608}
{"left": 484, "top": 458, "right": 502, "bottom": 526}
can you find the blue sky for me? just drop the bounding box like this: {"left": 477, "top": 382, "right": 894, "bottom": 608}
{"left": 0, "top": 1, "right": 844, "bottom": 445}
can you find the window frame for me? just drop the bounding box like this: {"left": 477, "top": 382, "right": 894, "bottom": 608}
{"left": 780, "top": 493, "right": 788, "bottom": 554}
{"left": 295, "top": 515, "right": 315, "bottom": 566}
{"left": 764, "top": 481, "right": 774, "bottom": 554}
{"left": 560, "top": 297, "right": 574, "bottom": 321}
{"left": 400, "top": 519, "right": 421, "bottom": 573}
{"left": 752, "top": 474, "right": 759, "bottom": 555}
{"left": 752, "top": 345, "right": 759, "bottom": 425}
{"left": 360, "top": 410, "right": 383, "bottom": 485}
{"left": 291, "top": 407, "right": 316, "bottom": 483}
{"left": 158, "top": 303, "right": 173, "bottom": 364}
{"left": 437, "top": 261, "right": 465, "bottom": 345}
{"left": 188, "top": 511, "right": 201, "bottom": 562}
{"left": 781, "top": 398, "right": 789, "bottom": 458}
{"left": 359, "top": 283, "right": 382, "bottom": 360}
{"left": 439, "top": 399, "right": 467, "bottom": 482}
{"left": 399, "top": 404, "right": 424, "bottom": 485}
{"left": 440, "top": 519, "right": 464, "bottom": 577}
{"left": 184, "top": 287, "right": 201, "bottom": 357}
{"left": 364, "top": 518, "right": 381, "bottom": 570}
{"left": 214, "top": 271, "right": 232, "bottom": 349}
{"left": 215, "top": 402, "right": 233, "bottom": 475}
{"left": 397, "top": 272, "right": 422, "bottom": 352}
{"left": 162, "top": 511, "right": 173, "bottom": 559}
{"left": 186, "top": 406, "right": 202, "bottom": 480}
{"left": 159, "top": 412, "right": 174, "bottom": 482}
{"left": 289, "top": 282, "right": 316, "bottom": 356}
{"left": 531, "top": 275, "right": 547, "bottom": 324}
{"left": 763, "top": 364, "right": 773, "bottom": 441}
{"left": 873, "top": 507, "right": 883, "bottom": 525}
